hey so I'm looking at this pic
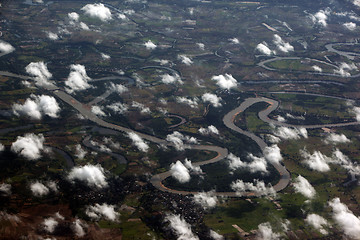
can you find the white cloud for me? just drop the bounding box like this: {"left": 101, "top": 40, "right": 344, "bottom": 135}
{"left": 68, "top": 12, "right": 79, "bottom": 21}
{"left": 25, "top": 62, "right": 54, "bottom": 87}
{"left": 101, "top": 53, "right": 110, "bottom": 60}
{"left": 199, "top": 125, "right": 219, "bottom": 135}
{"left": 293, "top": 175, "right": 316, "bottom": 199}
{"left": 231, "top": 179, "right": 276, "bottom": 197}
{"left": 46, "top": 181, "right": 58, "bottom": 193}
{"left": 166, "top": 131, "right": 198, "bottom": 151}
{"left": 331, "top": 149, "right": 360, "bottom": 176}
{"left": 211, "top": 74, "right": 237, "bottom": 90}
{"left": 197, "top": 43, "right": 205, "bottom": 50}
{"left": 310, "top": 9, "right": 330, "bottom": 27}
{"left": 75, "top": 144, "right": 87, "bottom": 159}
{"left": 351, "top": 106, "right": 360, "bottom": 121}
{"left": 256, "top": 42, "right": 273, "bottom": 56}
{"left": 227, "top": 153, "right": 268, "bottom": 173}
{"left": 127, "top": 132, "right": 149, "bottom": 152}
{"left": 68, "top": 164, "right": 108, "bottom": 188}
{"left": 0, "top": 183, "right": 11, "bottom": 196}
{"left": 305, "top": 214, "right": 329, "bottom": 235}
{"left": 0, "top": 143, "right": 4, "bottom": 152}
{"left": 161, "top": 73, "right": 183, "bottom": 85}
{"left": 184, "top": 158, "right": 202, "bottom": 174}
{"left": 266, "top": 134, "right": 281, "bottom": 144}
{"left": 264, "top": 145, "right": 283, "bottom": 164}
{"left": 86, "top": 203, "right": 119, "bottom": 221}
{"left": 47, "top": 32, "right": 59, "bottom": 40}
{"left": 11, "top": 133, "right": 45, "bottom": 160}
{"left": 81, "top": 3, "right": 112, "bottom": 22}
{"left": 273, "top": 34, "right": 294, "bottom": 53}
{"left": 65, "top": 64, "right": 93, "bottom": 94}
{"left": 286, "top": 113, "right": 305, "bottom": 120}
{"left": 144, "top": 40, "right": 157, "bottom": 50}
{"left": 30, "top": 181, "right": 49, "bottom": 197}
{"left": 324, "top": 133, "right": 350, "bottom": 145}
{"left": 312, "top": 65, "right": 323, "bottom": 72}
{"left": 273, "top": 126, "right": 308, "bottom": 140}
{"left": 0, "top": 40, "right": 15, "bottom": 54}
{"left": 193, "top": 191, "right": 218, "bottom": 209}
{"left": 72, "top": 219, "right": 87, "bottom": 237}
{"left": 165, "top": 214, "right": 199, "bottom": 240}
{"left": 276, "top": 115, "right": 286, "bottom": 122}
{"left": 91, "top": 105, "right": 106, "bottom": 117}
{"left": 108, "top": 83, "right": 128, "bottom": 94}
{"left": 202, "top": 93, "right": 222, "bottom": 107}
{"left": 176, "top": 97, "right": 199, "bottom": 108}
{"left": 178, "top": 55, "right": 193, "bottom": 65}
{"left": 132, "top": 101, "right": 151, "bottom": 114}
{"left": 210, "top": 230, "right": 224, "bottom": 240}
{"left": 329, "top": 198, "right": 360, "bottom": 239}
{"left": 79, "top": 22, "right": 90, "bottom": 30}
{"left": 170, "top": 161, "right": 190, "bottom": 183}
{"left": 13, "top": 94, "right": 60, "bottom": 120}
{"left": 229, "top": 38, "right": 239, "bottom": 44}
{"left": 301, "top": 149, "right": 331, "bottom": 172}
{"left": 107, "top": 102, "right": 128, "bottom": 114}
{"left": 43, "top": 217, "right": 58, "bottom": 233}
{"left": 256, "top": 222, "right": 281, "bottom": 240}
{"left": 343, "top": 22, "right": 356, "bottom": 31}
{"left": 334, "top": 62, "right": 358, "bottom": 77}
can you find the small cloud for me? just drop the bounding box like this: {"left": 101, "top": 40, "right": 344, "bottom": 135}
{"left": 75, "top": 144, "right": 87, "bottom": 159}
{"left": 310, "top": 9, "right": 330, "bottom": 27}
{"left": 0, "top": 40, "right": 15, "bottom": 54}
{"left": 193, "top": 191, "right": 218, "bottom": 209}
{"left": 256, "top": 42, "right": 273, "bottom": 56}
{"left": 11, "top": 133, "right": 45, "bottom": 160}
{"left": 273, "top": 126, "right": 308, "bottom": 140}
{"left": 42, "top": 217, "right": 58, "bottom": 233}
{"left": 91, "top": 105, "right": 107, "bottom": 117}
{"left": 334, "top": 62, "right": 357, "bottom": 77}
{"left": 196, "top": 43, "right": 205, "bottom": 50}
{"left": 276, "top": 115, "right": 286, "bottom": 122}
{"left": 202, "top": 93, "right": 222, "bottom": 107}
{"left": 256, "top": 222, "right": 281, "bottom": 240}
{"left": 166, "top": 131, "right": 198, "bottom": 151}
{"left": 184, "top": 158, "right": 202, "bottom": 174}
{"left": 229, "top": 38, "right": 239, "bottom": 44}
{"left": 68, "top": 164, "right": 108, "bottom": 188}
{"left": 178, "top": 55, "right": 193, "bottom": 65}
{"left": 211, "top": 74, "right": 237, "bottom": 90}
{"left": 65, "top": 64, "right": 93, "bottom": 94}
{"left": 165, "top": 214, "right": 199, "bottom": 240}
{"left": 0, "top": 183, "right": 11, "bottom": 196}
{"left": 30, "top": 181, "right": 49, "bottom": 197}
{"left": 13, "top": 94, "right": 61, "bottom": 120}
{"left": 72, "top": 219, "right": 87, "bottom": 237}
{"left": 300, "top": 148, "right": 331, "bottom": 172}
{"left": 68, "top": 12, "right": 79, "bottom": 21}
{"left": 305, "top": 213, "right": 329, "bottom": 235}
{"left": 343, "top": 22, "right": 356, "bottom": 30}
{"left": 81, "top": 3, "right": 112, "bottom": 22}
{"left": 132, "top": 101, "right": 151, "bottom": 114}
{"left": 329, "top": 198, "right": 360, "bottom": 239}
{"left": 231, "top": 179, "right": 276, "bottom": 197}
{"left": 176, "top": 96, "right": 199, "bottom": 108}
{"left": 107, "top": 102, "right": 128, "bottom": 114}
{"left": 312, "top": 65, "right": 323, "bottom": 72}
{"left": 0, "top": 143, "right": 4, "bottom": 152}
{"left": 264, "top": 144, "right": 283, "bottom": 164}
{"left": 324, "top": 133, "right": 350, "bottom": 145}
{"left": 293, "top": 175, "right": 316, "bottom": 199}
{"left": 47, "top": 32, "right": 59, "bottom": 40}
{"left": 209, "top": 230, "right": 224, "bottom": 240}
{"left": 101, "top": 53, "right": 111, "bottom": 60}
{"left": 228, "top": 153, "right": 268, "bottom": 173}
{"left": 127, "top": 132, "right": 149, "bottom": 152}
{"left": 25, "top": 62, "right": 54, "bottom": 87}
{"left": 273, "top": 34, "right": 294, "bottom": 53}
{"left": 86, "top": 203, "right": 119, "bottom": 221}
{"left": 199, "top": 125, "right": 219, "bottom": 135}
{"left": 160, "top": 73, "right": 183, "bottom": 85}
{"left": 144, "top": 40, "right": 157, "bottom": 50}
{"left": 170, "top": 160, "right": 190, "bottom": 183}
